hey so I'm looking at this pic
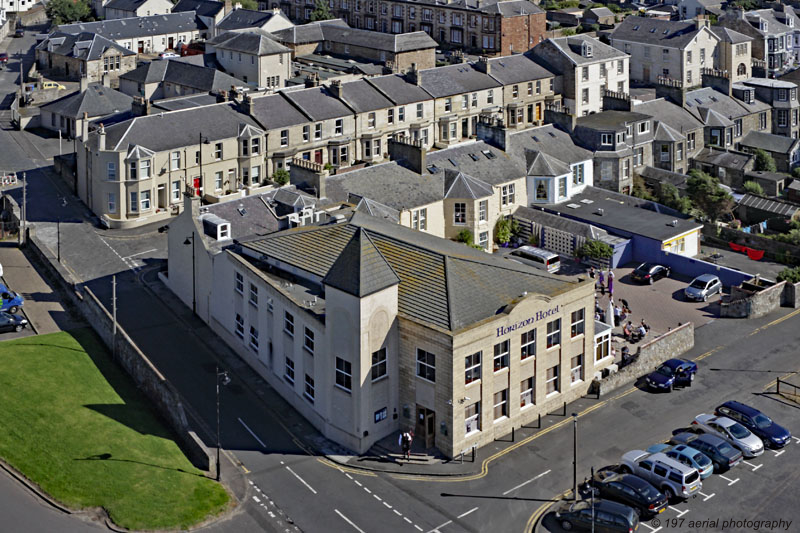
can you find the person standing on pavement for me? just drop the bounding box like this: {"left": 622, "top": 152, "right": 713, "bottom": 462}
{"left": 597, "top": 270, "right": 605, "bottom": 295}
{"left": 399, "top": 430, "right": 413, "bottom": 460}
{"left": 607, "top": 269, "right": 614, "bottom": 297}
{"left": 614, "top": 304, "right": 622, "bottom": 326}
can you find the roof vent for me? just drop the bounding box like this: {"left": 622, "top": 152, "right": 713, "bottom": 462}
{"left": 595, "top": 208, "right": 604, "bottom": 216}
{"left": 580, "top": 199, "right": 594, "bottom": 204}
{"left": 468, "top": 153, "right": 479, "bottom": 161}
{"left": 566, "top": 203, "right": 581, "bottom": 209}
{"left": 668, "top": 219, "right": 678, "bottom": 227}
{"left": 237, "top": 206, "right": 247, "bottom": 216}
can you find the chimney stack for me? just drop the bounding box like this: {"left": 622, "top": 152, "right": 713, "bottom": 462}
{"left": 98, "top": 123, "right": 106, "bottom": 151}
{"left": 304, "top": 72, "right": 320, "bottom": 88}
{"left": 132, "top": 95, "right": 151, "bottom": 116}
{"left": 695, "top": 15, "right": 710, "bottom": 30}
{"left": 388, "top": 135, "right": 426, "bottom": 174}
{"left": 81, "top": 111, "right": 89, "bottom": 142}
{"left": 101, "top": 73, "right": 110, "bottom": 87}
{"left": 329, "top": 79, "right": 343, "bottom": 99}
{"left": 405, "top": 63, "right": 421, "bottom": 86}
{"left": 475, "top": 56, "right": 490, "bottom": 75}
{"left": 79, "top": 76, "right": 89, "bottom": 92}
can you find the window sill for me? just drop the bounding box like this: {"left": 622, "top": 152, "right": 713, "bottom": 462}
{"left": 465, "top": 429, "right": 481, "bottom": 438}
{"left": 595, "top": 354, "right": 614, "bottom": 365}
{"left": 571, "top": 379, "right": 583, "bottom": 387}
{"left": 546, "top": 390, "right": 560, "bottom": 399}
{"left": 416, "top": 375, "right": 436, "bottom": 385}
{"left": 493, "top": 366, "right": 509, "bottom": 375}
{"left": 304, "top": 347, "right": 314, "bottom": 356}
{"left": 303, "top": 393, "right": 314, "bottom": 404}
{"left": 371, "top": 375, "right": 388, "bottom": 384}
{"left": 284, "top": 330, "right": 294, "bottom": 338}
{"left": 521, "top": 356, "right": 535, "bottom": 363}
{"left": 465, "top": 378, "right": 481, "bottom": 387}
{"left": 493, "top": 416, "right": 508, "bottom": 424}
{"left": 546, "top": 344, "right": 560, "bottom": 351}
{"left": 521, "top": 402, "right": 534, "bottom": 410}
{"left": 571, "top": 333, "right": 584, "bottom": 341}
{"left": 334, "top": 384, "right": 352, "bottom": 394}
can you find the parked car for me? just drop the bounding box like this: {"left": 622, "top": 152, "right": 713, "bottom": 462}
{"left": 684, "top": 274, "right": 722, "bottom": 302}
{"left": 582, "top": 470, "right": 667, "bottom": 518}
{"left": 692, "top": 414, "right": 764, "bottom": 457}
{"left": 0, "top": 53, "right": 8, "bottom": 65}
{"left": 0, "top": 287, "right": 24, "bottom": 314}
{"left": 0, "top": 311, "right": 28, "bottom": 333}
{"left": 645, "top": 358, "right": 697, "bottom": 391}
{"left": 42, "top": 81, "right": 67, "bottom": 90}
{"left": 669, "top": 432, "right": 743, "bottom": 472}
{"left": 620, "top": 450, "right": 701, "bottom": 501}
{"left": 14, "top": 28, "right": 25, "bottom": 38}
{"left": 715, "top": 401, "right": 792, "bottom": 449}
{"left": 631, "top": 263, "right": 670, "bottom": 284}
{"left": 647, "top": 443, "right": 713, "bottom": 479}
{"left": 554, "top": 498, "right": 640, "bottom": 532}
{"left": 158, "top": 51, "right": 179, "bottom": 59}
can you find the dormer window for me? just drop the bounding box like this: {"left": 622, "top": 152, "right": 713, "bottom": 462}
{"left": 582, "top": 42, "right": 593, "bottom": 57}
{"left": 600, "top": 133, "right": 613, "bottom": 145}
{"left": 638, "top": 121, "right": 650, "bottom": 134}
{"left": 761, "top": 20, "right": 768, "bottom": 31}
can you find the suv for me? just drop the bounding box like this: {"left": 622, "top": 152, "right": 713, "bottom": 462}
{"left": 715, "top": 401, "right": 792, "bottom": 449}
{"left": 554, "top": 499, "right": 640, "bottom": 533}
{"left": 669, "top": 432, "right": 742, "bottom": 473}
{"left": 583, "top": 470, "right": 667, "bottom": 518}
{"left": 620, "top": 451, "right": 701, "bottom": 501}
{"left": 685, "top": 274, "right": 722, "bottom": 302}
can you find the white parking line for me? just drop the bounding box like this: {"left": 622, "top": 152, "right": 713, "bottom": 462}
{"left": 502, "top": 470, "right": 552, "bottom": 495}
{"left": 698, "top": 491, "right": 715, "bottom": 501}
{"left": 772, "top": 449, "right": 786, "bottom": 457}
{"left": 415, "top": 526, "right": 423, "bottom": 532}
{"left": 669, "top": 507, "right": 690, "bottom": 518}
{"left": 718, "top": 474, "right": 739, "bottom": 486}
{"left": 457, "top": 507, "right": 479, "bottom": 519}
{"left": 428, "top": 520, "right": 452, "bottom": 532}
{"left": 792, "top": 437, "right": 800, "bottom": 444}
{"left": 373, "top": 494, "right": 382, "bottom": 502}
{"left": 640, "top": 523, "right": 663, "bottom": 533}
{"left": 252, "top": 495, "right": 261, "bottom": 503}
{"left": 742, "top": 460, "right": 762, "bottom": 471}
{"left": 123, "top": 248, "right": 157, "bottom": 259}
{"left": 335, "top": 509, "right": 366, "bottom": 533}
{"left": 285, "top": 466, "right": 317, "bottom": 494}
{"left": 383, "top": 501, "right": 392, "bottom": 509}
{"left": 404, "top": 517, "right": 413, "bottom": 524}
{"left": 238, "top": 417, "right": 267, "bottom": 448}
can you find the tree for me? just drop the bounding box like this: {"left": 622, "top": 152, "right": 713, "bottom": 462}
{"left": 743, "top": 180, "right": 765, "bottom": 196}
{"left": 631, "top": 175, "right": 655, "bottom": 201}
{"left": 456, "top": 229, "right": 473, "bottom": 245}
{"left": 272, "top": 169, "right": 290, "bottom": 186}
{"left": 46, "top": 0, "right": 91, "bottom": 25}
{"left": 578, "top": 240, "right": 613, "bottom": 259}
{"left": 238, "top": 0, "right": 258, "bottom": 9}
{"left": 561, "top": 28, "right": 577, "bottom": 36}
{"left": 310, "top": 0, "right": 333, "bottom": 21}
{"left": 777, "top": 266, "right": 800, "bottom": 283}
{"left": 754, "top": 149, "right": 777, "bottom": 172}
{"left": 658, "top": 182, "right": 693, "bottom": 214}
{"left": 687, "top": 170, "right": 734, "bottom": 222}
{"left": 495, "top": 218, "right": 512, "bottom": 245}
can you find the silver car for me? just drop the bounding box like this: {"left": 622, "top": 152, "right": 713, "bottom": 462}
{"left": 685, "top": 274, "right": 722, "bottom": 302}
{"left": 620, "top": 450, "right": 702, "bottom": 500}
{"left": 692, "top": 414, "right": 764, "bottom": 457}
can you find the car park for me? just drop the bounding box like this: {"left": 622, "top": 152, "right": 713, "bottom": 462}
{"left": 645, "top": 358, "right": 697, "bottom": 391}
{"left": 0, "top": 311, "right": 28, "bottom": 333}
{"left": 684, "top": 274, "right": 722, "bottom": 302}
{"left": 692, "top": 414, "right": 764, "bottom": 457}
{"left": 646, "top": 443, "right": 714, "bottom": 479}
{"left": 669, "top": 432, "right": 743, "bottom": 472}
{"left": 554, "top": 498, "right": 640, "bottom": 532}
{"left": 582, "top": 470, "right": 667, "bottom": 518}
{"left": 631, "top": 263, "right": 670, "bottom": 284}
{"left": 715, "top": 401, "right": 792, "bottom": 449}
{"left": 620, "top": 451, "right": 701, "bottom": 501}
{"left": 0, "top": 287, "right": 23, "bottom": 314}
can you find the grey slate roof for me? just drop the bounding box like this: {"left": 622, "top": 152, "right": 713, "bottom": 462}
{"left": 365, "top": 74, "right": 432, "bottom": 105}
{"left": 473, "top": 0, "right": 543, "bottom": 17}
{"left": 242, "top": 211, "right": 575, "bottom": 332}
{"left": 691, "top": 147, "right": 753, "bottom": 170}
{"left": 248, "top": 93, "right": 310, "bottom": 129}
{"left": 102, "top": 102, "right": 261, "bottom": 153}
{"left": 443, "top": 169, "right": 494, "bottom": 199}
{"left": 684, "top": 87, "right": 769, "bottom": 122}
{"left": 740, "top": 130, "right": 799, "bottom": 154}
{"left": 271, "top": 19, "right": 348, "bottom": 44}
{"left": 507, "top": 124, "right": 593, "bottom": 166}
{"left": 585, "top": 6, "right": 613, "bottom": 18}
{"left": 426, "top": 141, "right": 524, "bottom": 186}
{"left": 611, "top": 16, "right": 708, "bottom": 48}
{"left": 58, "top": 12, "right": 201, "bottom": 41}
{"left": 319, "top": 23, "right": 437, "bottom": 52}
{"left": 418, "top": 62, "right": 500, "bottom": 98}
{"left": 325, "top": 162, "right": 443, "bottom": 210}
{"left": 322, "top": 228, "right": 401, "bottom": 297}
{"left": 540, "top": 35, "right": 627, "bottom": 67}
{"left": 104, "top": 0, "right": 152, "bottom": 13}
{"left": 745, "top": 170, "right": 788, "bottom": 183}
{"left": 525, "top": 150, "right": 571, "bottom": 177}
{"left": 738, "top": 193, "right": 799, "bottom": 217}
{"left": 513, "top": 205, "right": 611, "bottom": 241}
{"left": 41, "top": 83, "right": 133, "bottom": 119}
{"left": 37, "top": 32, "right": 135, "bottom": 61}
{"left": 171, "top": 0, "right": 224, "bottom": 18}
{"left": 338, "top": 79, "right": 393, "bottom": 113}
{"left": 487, "top": 53, "right": 554, "bottom": 85}
{"left": 119, "top": 60, "right": 244, "bottom": 91}
{"left": 280, "top": 86, "right": 352, "bottom": 121}
{"left": 354, "top": 197, "right": 400, "bottom": 223}
{"left": 210, "top": 30, "right": 290, "bottom": 55}
{"left": 575, "top": 110, "right": 652, "bottom": 131}
{"left": 634, "top": 98, "right": 704, "bottom": 135}
{"left": 638, "top": 166, "right": 688, "bottom": 191}
{"left": 745, "top": 9, "right": 792, "bottom": 36}
{"left": 709, "top": 26, "right": 752, "bottom": 44}
{"left": 216, "top": 8, "right": 281, "bottom": 31}
{"left": 152, "top": 93, "right": 220, "bottom": 111}
{"left": 199, "top": 190, "right": 284, "bottom": 244}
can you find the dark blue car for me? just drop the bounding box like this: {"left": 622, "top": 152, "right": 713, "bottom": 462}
{"left": 669, "top": 432, "right": 743, "bottom": 473}
{"left": 0, "top": 286, "right": 23, "bottom": 314}
{"left": 716, "top": 401, "right": 792, "bottom": 449}
{"left": 645, "top": 358, "right": 697, "bottom": 391}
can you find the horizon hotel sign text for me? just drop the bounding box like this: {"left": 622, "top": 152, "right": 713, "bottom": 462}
{"left": 496, "top": 305, "right": 560, "bottom": 337}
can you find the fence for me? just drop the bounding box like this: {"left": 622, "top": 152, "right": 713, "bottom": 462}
{"left": 777, "top": 377, "right": 800, "bottom": 404}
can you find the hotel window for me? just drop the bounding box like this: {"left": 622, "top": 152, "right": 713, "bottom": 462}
{"left": 520, "top": 377, "right": 534, "bottom": 408}
{"left": 487, "top": 89, "right": 494, "bottom": 104}
{"left": 465, "top": 401, "right": 481, "bottom": 434}
{"left": 398, "top": 106, "right": 405, "bottom": 122}
{"left": 280, "top": 130, "right": 288, "bottom": 146}
{"left": 493, "top": 389, "right": 508, "bottom": 420}
{"left": 478, "top": 200, "right": 487, "bottom": 222}
{"left": 617, "top": 60, "right": 624, "bottom": 74}
{"left": 412, "top": 208, "right": 427, "bottom": 230}
{"left": 582, "top": 88, "right": 589, "bottom": 105}
{"left": 129, "top": 192, "right": 138, "bottom": 212}
{"left": 572, "top": 163, "right": 584, "bottom": 185}
{"left": 417, "top": 103, "right": 423, "bottom": 118}
{"left": 501, "top": 184, "right": 515, "bottom": 206}
{"left": 444, "top": 98, "right": 452, "bottom": 112}
{"left": 249, "top": 283, "right": 258, "bottom": 307}
{"left": 582, "top": 66, "right": 589, "bottom": 81}
{"left": 108, "top": 192, "right": 116, "bottom": 213}
{"left": 571, "top": 309, "right": 585, "bottom": 337}
{"left": 242, "top": 139, "right": 249, "bottom": 156}
{"left": 311, "top": 123, "right": 320, "bottom": 140}
{"left": 546, "top": 318, "right": 561, "bottom": 348}
{"left": 170, "top": 151, "right": 180, "bottom": 170}
{"left": 536, "top": 80, "right": 542, "bottom": 95}
{"left": 465, "top": 351, "right": 481, "bottom": 384}
{"left": 234, "top": 272, "right": 244, "bottom": 294}
{"left": 304, "top": 374, "right": 314, "bottom": 403}
{"left": 454, "top": 202, "right": 466, "bottom": 224}
{"left": 105, "top": 162, "right": 116, "bottom": 180}
{"left": 235, "top": 314, "right": 244, "bottom": 338}
{"left": 335, "top": 357, "right": 352, "bottom": 391}
{"left": 214, "top": 143, "right": 222, "bottom": 160}
{"left": 493, "top": 339, "right": 509, "bottom": 371}
{"left": 512, "top": 85, "right": 519, "bottom": 98}
{"left": 571, "top": 354, "right": 584, "bottom": 384}
{"left": 600, "top": 63, "right": 606, "bottom": 78}
{"left": 371, "top": 347, "right": 387, "bottom": 381}
{"left": 527, "top": 82, "right": 533, "bottom": 96}
{"left": 462, "top": 95, "right": 468, "bottom": 109}
{"left": 303, "top": 125, "right": 310, "bottom": 142}
{"left": 304, "top": 327, "right": 314, "bottom": 354}
{"left": 249, "top": 326, "right": 259, "bottom": 352}
{"left": 546, "top": 365, "right": 560, "bottom": 395}
{"left": 252, "top": 138, "right": 260, "bottom": 154}
{"left": 334, "top": 119, "right": 343, "bottom": 135}
{"left": 284, "top": 311, "right": 294, "bottom": 337}
{"left": 284, "top": 356, "right": 295, "bottom": 384}
{"left": 521, "top": 329, "right": 535, "bottom": 360}
{"left": 416, "top": 349, "right": 436, "bottom": 382}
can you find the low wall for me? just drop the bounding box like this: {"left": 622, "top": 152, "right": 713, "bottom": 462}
{"left": 0, "top": 17, "right": 11, "bottom": 41}
{"left": 593, "top": 322, "right": 694, "bottom": 396}
{"left": 658, "top": 250, "right": 752, "bottom": 287}
{"left": 721, "top": 279, "right": 786, "bottom": 319}
{"left": 781, "top": 281, "right": 800, "bottom": 308}
{"left": 706, "top": 225, "right": 800, "bottom": 266}
{"left": 24, "top": 231, "right": 214, "bottom": 476}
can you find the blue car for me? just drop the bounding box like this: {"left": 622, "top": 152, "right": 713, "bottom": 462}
{"left": 645, "top": 358, "right": 698, "bottom": 391}
{"left": 0, "top": 287, "right": 23, "bottom": 314}
{"left": 669, "top": 432, "right": 743, "bottom": 473}
{"left": 716, "top": 401, "right": 792, "bottom": 449}
{"left": 647, "top": 443, "right": 714, "bottom": 479}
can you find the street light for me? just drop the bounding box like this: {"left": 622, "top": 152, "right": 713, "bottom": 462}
{"left": 572, "top": 412, "right": 579, "bottom": 504}
{"left": 215, "top": 365, "right": 230, "bottom": 481}
{"left": 183, "top": 233, "right": 196, "bottom": 315}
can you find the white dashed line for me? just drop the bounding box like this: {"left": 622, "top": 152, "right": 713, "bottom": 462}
{"left": 373, "top": 494, "right": 382, "bottom": 502}
{"left": 364, "top": 488, "right": 372, "bottom": 494}
{"left": 394, "top": 510, "right": 403, "bottom": 516}
{"left": 335, "top": 509, "right": 367, "bottom": 533}
{"left": 502, "top": 470, "right": 551, "bottom": 495}
{"left": 285, "top": 466, "right": 317, "bottom": 494}
{"left": 252, "top": 496, "right": 261, "bottom": 503}
{"left": 415, "top": 526, "right": 423, "bottom": 532}
{"left": 404, "top": 517, "right": 413, "bottom": 524}
{"left": 772, "top": 449, "right": 785, "bottom": 457}
{"left": 354, "top": 480, "right": 362, "bottom": 487}
{"left": 428, "top": 519, "right": 453, "bottom": 532}
{"left": 457, "top": 507, "right": 479, "bottom": 519}
{"left": 383, "top": 502, "right": 392, "bottom": 509}
{"left": 345, "top": 473, "right": 353, "bottom": 479}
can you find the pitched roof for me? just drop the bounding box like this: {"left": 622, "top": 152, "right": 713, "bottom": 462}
{"left": 271, "top": 19, "right": 347, "bottom": 44}
{"left": 738, "top": 193, "right": 799, "bottom": 216}
{"left": 513, "top": 204, "right": 611, "bottom": 241}
{"left": 280, "top": 86, "right": 352, "bottom": 121}
{"left": 354, "top": 197, "right": 400, "bottom": 223}
{"left": 525, "top": 150, "right": 571, "bottom": 177}
{"left": 537, "top": 34, "right": 627, "bottom": 67}
{"left": 171, "top": 0, "right": 225, "bottom": 18}
{"left": 709, "top": 26, "right": 752, "bottom": 44}
{"left": 37, "top": 32, "right": 135, "bottom": 61}
{"left": 317, "top": 23, "right": 437, "bottom": 52}
{"left": 653, "top": 121, "right": 683, "bottom": 142}
{"left": 58, "top": 12, "right": 201, "bottom": 40}
{"left": 575, "top": 109, "right": 652, "bottom": 131}
{"left": 248, "top": 93, "right": 310, "bottom": 129}
{"left": 325, "top": 162, "right": 443, "bottom": 210}
{"left": 473, "top": 0, "right": 543, "bottom": 17}
{"left": 486, "top": 53, "right": 554, "bottom": 85}
{"left": 426, "top": 141, "right": 524, "bottom": 186}
{"left": 337, "top": 79, "right": 393, "bottom": 113}
{"left": 692, "top": 147, "right": 753, "bottom": 170}
{"left": 740, "top": 130, "right": 799, "bottom": 154}
{"left": 104, "top": 0, "right": 156, "bottom": 13}
{"left": 611, "top": 16, "right": 711, "bottom": 49}
{"left": 638, "top": 166, "right": 688, "bottom": 191}
{"left": 152, "top": 93, "right": 221, "bottom": 111}
{"left": 242, "top": 211, "right": 575, "bottom": 331}
{"left": 443, "top": 169, "right": 494, "bottom": 199}
{"left": 322, "top": 228, "right": 400, "bottom": 297}
{"left": 684, "top": 87, "right": 769, "bottom": 122}
{"left": 365, "top": 74, "right": 432, "bottom": 105}
{"left": 119, "top": 60, "right": 244, "bottom": 91}
{"left": 585, "top": 7, "right": 614, "bottom": 17}
{"left": 210, "top": 30, "right": 290, "bottom": 55}
{"left": 41, "top": 83, "right": 132, "bottom": 119}
{"left": 634, "top": 98, "right": 704, "bottom": 135}
{"left": 418, "top": 62, "right": 501, "bottom": 98}
{"left": 217, "top": 8, "right": 283, "bottom": 31}
{"left": 507, "top": 124, "right": 593, "bottom": 166}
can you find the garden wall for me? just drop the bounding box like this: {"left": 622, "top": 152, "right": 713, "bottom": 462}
{"left": 781, "top": 281, "right": 800, "bottom": 308}
{"left": 704, "top": 225, "right": 800, "bottom": 265}
{"left": 721, "top": 279, "right": 787, "bottom": 319}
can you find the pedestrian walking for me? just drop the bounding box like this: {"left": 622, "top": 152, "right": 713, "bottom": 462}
{"left": 607, "top": 270, "right": 615, "bottom": 297}
{"left": 589, "top": 266, "right": 596, "bottom": 279}
{"left": 399, "top": 430, "right": 413, "bottom": 460}
{"left": 614, "top": 304, "right": 622, "bottom": 327}
{"left": 597, "top": 270, "right": 605, "bottom": 295}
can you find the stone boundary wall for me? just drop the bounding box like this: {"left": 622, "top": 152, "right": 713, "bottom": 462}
{"left": 721, "top": 280, "right": 786, "bottom": 319}
{"left": 593, "top": 322, "right": 695, "bottom": 396}
{"left": 25, "top": 230, "right": 214, "bottom": 475}
{"left": 781, "top": 281, "right": 800, "bottom": 309}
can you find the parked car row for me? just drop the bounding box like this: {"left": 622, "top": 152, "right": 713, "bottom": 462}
{"left": 630, "top": 262, "right": 724, "bottom": 303}
{"left": 554, "top": 400, "right": 791, "bottom": 532}
{"left": 0, "top": 282, "right": 27, "bottom": 333}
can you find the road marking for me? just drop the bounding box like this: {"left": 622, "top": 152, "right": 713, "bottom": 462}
{"left": 457, "top": 507, "right": 479, "bottom": 519}
{"left": 694, "top": 346, "right": 722, "bottom": 362}
{"left": 428, "top": 520, "right": 452, "bottom": 532}
{"left": 286, "top": 466, "right": 317, "bottom": 494}
{"left": 742, "top": 460, "right": 762, "bottom": 471}
{"left": 699, "top": 491, "right": 715, "bottom": 501}
{"left": 364, "top": 487, "right": 371, "bottom": 494}
{"left": 793, "top": 437, "right": 800, "bottom": 444}
{"left": 345, "top": 473, "right": 353, "bottom": 480}
{"left": 640, "top": 524, "right": 663, "bottom": 533}
{"left": 354, "top": 480, "right": 362, "bottom": 487}
{"left": 772, "top": 449, "right": 786, "bottom": 457}
{"left": 252, "top": 495, "right": 261, "bottom": 503}
{"left": 238, "top": 417, "right": 267, "bottom": 448}
{"left": 415, "top": 526, "right": 423, "bottom": 532}
{"left": 383, "top": 501, "right": 392, "bottom": 509}
{"left": 502, "top": 470, "right": 551, "bottom": 495}
{"left": 241, "top": 465, "right": 250, "bottom": 473}
{"left": 123, "top": 248, "right": 157, "bottom": 259}
{"left": 719, "top": 474, "right": 739, "bottom": 486}
{"left": 750, "top": 307, "right": 800, "bottom": 336}
{"left": 373, "top": 494, "right": 382, "bottom": 502}
{"left": 335, "top": 509, "right": 366, "bottom": 533}
{"left": 98, "top": 236, "right": 140, "bottom": 273}
{"left": 394, "top": 509, "right": 402, "bottom": 516}
{"left": 404, "top": 517, "right": 413, "bottom": 524}
{"left": 669, "top": 507, "right": 690, "bottom": 518}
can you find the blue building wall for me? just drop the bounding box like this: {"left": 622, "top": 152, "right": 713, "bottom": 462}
{"left": 657, "top": 252, "right": 753, "bottom": 287}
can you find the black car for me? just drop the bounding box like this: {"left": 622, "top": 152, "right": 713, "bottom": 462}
{"left": 583, "top": 470, "right": 667, "bottom": 518}
{"left": 715, "top": 401, "right": 792, "bottom": 449}
{"left": 669, "top": 432, "right": 742, "bottom": 472}
{"left": 14, "top": 28, "right": 25, "bottom": 38}
{"left": 554, "top": 498, "right": 640, "bottom": 532}
{"left": 631, "top": 263, "right": 670, "bottom": 284}
{"left": 0, "top": 311, "right": 28, "bottom": 333}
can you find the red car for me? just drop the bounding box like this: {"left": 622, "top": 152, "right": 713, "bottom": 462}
{"left": 0, "top": 53, "right": 8, "bottom": 65}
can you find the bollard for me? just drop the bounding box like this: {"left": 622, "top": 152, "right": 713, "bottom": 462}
{"left": 512, "top": 426, "right": 515, "bottom": 442}
{"left": 538, "top": 413, "right": 541, "bottom": 428}
{"left": 471, "top": 446, "right": 476, "bottom": 462}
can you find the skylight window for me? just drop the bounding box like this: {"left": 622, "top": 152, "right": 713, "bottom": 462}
{"left": 468, "top": 153, "right": 479, "bottom": 161}
{"left": 532, "top": 135, "right": 540, "bottom": 142}
{"left": 448, "top": 158, "right": 457, "bottom": 166}
{"left": 482, "top": 150, "right": 496, "bottom": 159}
{"left": 427, "top": 164, "right": 439, "bottom": 174}
{"left": 633, "top": 25, "right": 640, "bottom": 30}
{"left": 237, "top": 206, "right": 247, "bottom": 216}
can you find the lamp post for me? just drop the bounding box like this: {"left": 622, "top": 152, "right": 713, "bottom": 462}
{"left": 57, "top": 218, "right": 61, "bottom": 263}
{"left": 215, "top": 365, "right": 230, "bottom": 481}
{"left": 572, "top": 412, "right": 579, "bottom": 504}
{"left": 183, "top": 233, "right": 196, "bottom": 315}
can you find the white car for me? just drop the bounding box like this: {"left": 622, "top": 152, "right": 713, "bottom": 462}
{"left": 692, "top": 414, "right": 764, "bottom": 457}
{"left": 158, "top": 52, "right": 179, "bottom": 59}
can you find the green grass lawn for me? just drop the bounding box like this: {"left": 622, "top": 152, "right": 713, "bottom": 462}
{"left": 0, "top": 328, "right": 230, "bottom": 530}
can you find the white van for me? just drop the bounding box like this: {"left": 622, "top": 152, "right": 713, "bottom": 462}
{"left": 508, "top": 246, "right": 560, "bottom": 273}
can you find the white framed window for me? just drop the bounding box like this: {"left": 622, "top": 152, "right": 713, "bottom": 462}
{"left": 171, "top": 151, "right": 181, "bottom": 170}
{"left": 454, "top": 202, "right": 466, "bottom": 224}
{"left": 521, "top": 329, "right": 535, "bottom": 360}
{"left": 249, "top": 326, "right": 259, "bottom": 351}
{"left": 302, "top": 125, "right": 310, "bottom": 142}
{"left": 314, "top": 123, "right": 322, "bottom": 140}
{"left": 465, "top": 401, "right": 481, "bottom": 434}
{"left": 304, "top": 374, "right": 314, "bottom": 402}
{"left": 388, "top": 108, "right": 394, "bottom": 124}
{"left": 595, "top": 331, "right": 611, "bottom": 362}
{"left": 280, "top": 130, "right": 288, "bottom": 146}
{"left": 501, "top": 184, "right": 515, "bottom": 206}
{"left": 284, "top": 356, "right": 295, "bottom": 384}
{"left": 638, "top": 121, "right": 650, "bottom": 134}
{"left": 235, "top": 313, "right": 244, "bottom": 338}
{"left": 546, "top": 318, "right": 561, "bottom": 348}
{"left": 335, "top": 119, "right": 343, "bottom": 135}
{"left": 398, "top": 107, "right": 405, "bottom": 122}
{"left": 493, "top": 340, "right": 509, "bottom": 371}
{"left": 335, "top": 357, "right": 352, "bottom": 391}
{"left": 215, "top": 171, "right": 223, "bottom": 191}
{"left": 444, "top": 98, "right": 452, "bottom": 112}
{"left": 571, "top": 354, "right": 584, "bottom": 384}
{"left": 304, "top": 327, "right": 314, "bottom": 354}
{"left": 493, "top": 389, "right": 508, "bottom": 421}
{"left": 601, "top": 133, "right": 613, "bottom": 145}
{"left": 546, "top": 365, "right": 559, "bottom": 395}
{"left": 479, "top": 200, "right": 487, "bottom": 222}
{"left": 169, "top": 180, "right": 179, "bottom": 201}
{"left": 465, "top": 351, "right": 481, "bottom": 384}
{"left": 140, "top": 190, "right": 151, "bottom": 211}
{"left": 478, "top": 231, "right": 488, "bottom": 249}
{"left": 107, "top": 192, "right": 116, "bottom": 214}
{"left": 249, "top": 283, "right": 258, "bottom": 307}
{"left": 368, "top": 112, "right": 376, "bottom": 128}
{"left": 416, "top": 103, "right": 423, "bottom": 119}
{"left": 461, "top": 94, "right": 468, "bottom": 109}
{"left": 284, "top": 311, "right": 294, "bottom": 337}
{"left": 412, "top": 208, "right": 427, "bottom": 230}
{"left": 571, "top": 308, "right": 585, "bottom": 337}
{"left": 371, "top": 347, "right": 387, "bottom": 381}
{"left": 234, "top": 272, "right": 243, "bottom": 294}
{"left": 572, "top": 163, "right": 584, "bottom": 185}
{"left": 520, "top": 377, "right": 534, "bottom": 408}
{"left": 129, "top": 191, "right": 138, "bottom": 213}
{"left": 416, "top": 348, "right": 436, "bottom": 382}
{"left": 107, "top": 162, "right": 116, "bottom": 180}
